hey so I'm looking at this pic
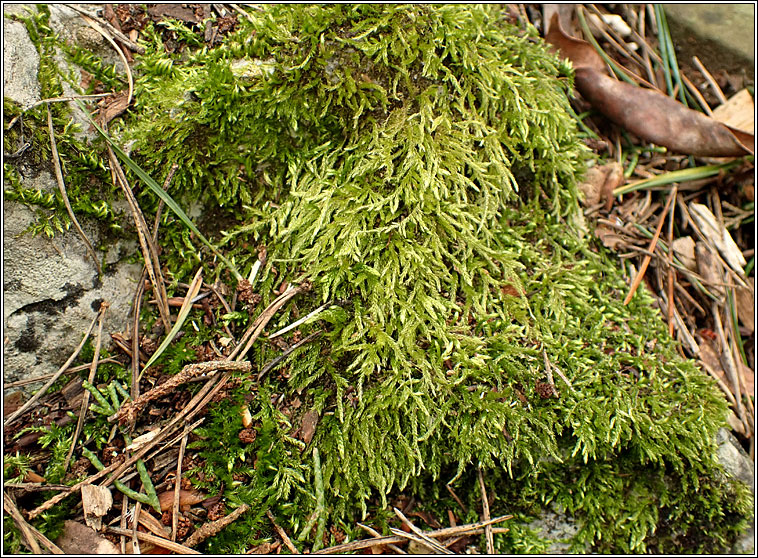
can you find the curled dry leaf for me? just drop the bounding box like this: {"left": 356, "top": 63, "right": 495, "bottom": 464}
{"left": 544, "top": 13, "right": 754, "bottom": 157}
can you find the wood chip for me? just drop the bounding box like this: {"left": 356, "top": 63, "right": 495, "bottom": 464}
{"left": 81, "top": 485, "right": 113, "bottom": 531}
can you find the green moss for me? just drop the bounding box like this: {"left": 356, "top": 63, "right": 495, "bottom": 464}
{"left": 3, "top": 7, "right": 125, "bottom": 244}
{"left": 4, "top": 4, "right": 750, "bottom": 553}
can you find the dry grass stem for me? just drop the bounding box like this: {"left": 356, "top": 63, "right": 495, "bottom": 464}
{"left": 172, "top": 432, "right": 190, "bottom": 542}
{"left": 315, "top": 515, "right": 512, "bottom": 554}
{"left": 358, "top": 523, "right": 407, "bottom": 554}
{"left": 107, "top": 526, "right": 199, "bottom": 554}
{"left": 77, "top": 12, "right": 133, "bottom": 105}
{"left": 46, "top": 105, "right": 101, "bottom": 274}
{"left": 107, "top": 146, "right": 172, "bottom": 328}
{"left": 393, "top": 508, "right": 452, "bottom": 554}
{"left": 477, "top": 468, "right": 495, "bottom": 554}
{"left": 4, "top": 495, "right": 42, "bottom": 554}
{"left": 692, "top": 55, "right": 728, "bottom": 105}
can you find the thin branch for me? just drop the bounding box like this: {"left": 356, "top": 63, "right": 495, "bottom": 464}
{"left": 477, "top": 468, "right": 494, "bottom": 554}
{"left": 393, "top": 508, "right": 452, "bottom": 554}
{"left": 267, "top": 510, "right": 300, "bottom": 554}
{"left": 106, "top": 526, "right": 199, "bottom": 554}
{"left": 314, "top": 515, "right": 512, "bottom": 555}
{"left": 185, "top": 504, "right": 250, "bottom": 548}
{"left": 172, "top": 431, "right": 189, "bottom": 542}
{"left": 624, "top": 186, "right": 678, "bottom": 305}
{"left": 357, "top": 523, "right": 407, "bottom": 554}
{"left": 47, "top": 105, "right": 101, "bottom": 274}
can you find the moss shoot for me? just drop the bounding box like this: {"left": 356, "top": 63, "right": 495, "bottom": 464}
{"left": 5, "top": 4, "right": 751, "bottom": 553}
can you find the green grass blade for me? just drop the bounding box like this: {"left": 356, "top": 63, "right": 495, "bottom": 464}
{"left": 75, "top": 100, "right": 243, "bottom": 281}
{"left": 140, "top": 267, "right": 204, "bottom": 377}
{"left": 614, "top": 161, "right": 741, "bottom": 196}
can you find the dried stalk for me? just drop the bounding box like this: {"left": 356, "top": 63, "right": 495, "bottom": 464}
{"left": 358, "top": 523, "right": 407, "bottom": 554}
{"left": 172, "top": 432, "right": 190, "bottom": 542}
{"left": 185, "top": 503, "right": 250, "bottom": 548}
{"left": 267, "top": 510, "right": 300, "bottom": 554}
{"left": 315, "top": 515, "right": 512, "bottom": 555}
{"left": 106, "top": 526, "right": 199, "bottom": 554}
{"left": 394, "top": 508, "right": 452, "bottom": 554}
{"left": 477, "top": 468, "right": 495, "bottom": 554}
{"left": 109, "top": 361, "right": 252, "bottom": 424}
{"left": 107, "top": 146, "right": 172, "bottom": 329}
{"left": 46, "top": 105, "right": 101, "bottom": 274}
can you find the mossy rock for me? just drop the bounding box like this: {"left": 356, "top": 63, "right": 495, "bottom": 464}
{"left": 12, "top": 4, "right": 750, "bottom": 553}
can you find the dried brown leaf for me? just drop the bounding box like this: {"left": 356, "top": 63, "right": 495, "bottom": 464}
{"left": 594, "top": 223, "right": 626, "bottom": 251}
{"left": 56, "top": 520, "right": 119, "bottom": 554}
{"left": 158, "top": 489, "right": 206, "bottom": 512}
{"left": 672, "top": 236, "right": 697, "bottom": 272}
{"left": 545, "top": 14, "right": 754, "bottom": 157}
{"left": 735, "top": 278, "right": 754, "bottom": 335}
{"left": 712, "top": 89, "right": 755, "bottom": 134}
{"left": 299, "top": 410, "right": 319, "bottom": 446}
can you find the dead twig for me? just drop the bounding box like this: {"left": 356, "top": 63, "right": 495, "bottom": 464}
{"left": 267, "top": 509, "right": 300, "bottom": 554}
{"left": 4, "top": 358, "right": 122, "bottom": 389}
{"left": 172, "top": 431, "right": 190, "bottom": 542}
{"left": 106, "top": 526, "right": 199, "bottom": 554}
{"left": 185, "top": 504, "right": 250, "bottom": 548}
{"left": 393, "top": 508, "right": 452, "bottom": 554}
{"left": 477, "top": 468, "right": 495, "bottom": 554}
{"left": 692, "top": 55, "right": 728, "bottom": 105}
{"left": 47, "top": 104, "right": 101, "bottom": 274}
{"left": 64, "top": 301, "right": 109, "bottom": 472}
{"left": 357, "top": 523, "right": 407, "bottom": 554}
{"left": 65, "top": 4, "right": 145, "bottom": 54}
{"left": 4, "top": 495, "right": 64, "bottom": 554}
{"left": 624, "top": 186, "right": 677, "bottom": 305}
{"left": 109, "top": 361, "right": 252, "bottom": 424}
{"left": 315, "top": 515, "right": 512, "bottom": 555}
{"left": 4, "top": 495, "right": 42, "bottom": 554}
{"left": 107, "top": 146, "right": 172, "bottom": 329}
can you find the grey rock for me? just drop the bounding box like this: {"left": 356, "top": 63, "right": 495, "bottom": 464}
{"left": 3, "top": 4, "right": 143, "bottom": 392}
{"left": 3, "top": 6, "right": 41, "bottom": 109}
{"left": 3, "top": 198, "right": 143, "bottom": 388}
{"left": 716, "top": 428, "right": 755, "bottom": 555}
{"left": 526, "top": 504, "right": 586, "bottom": 554}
